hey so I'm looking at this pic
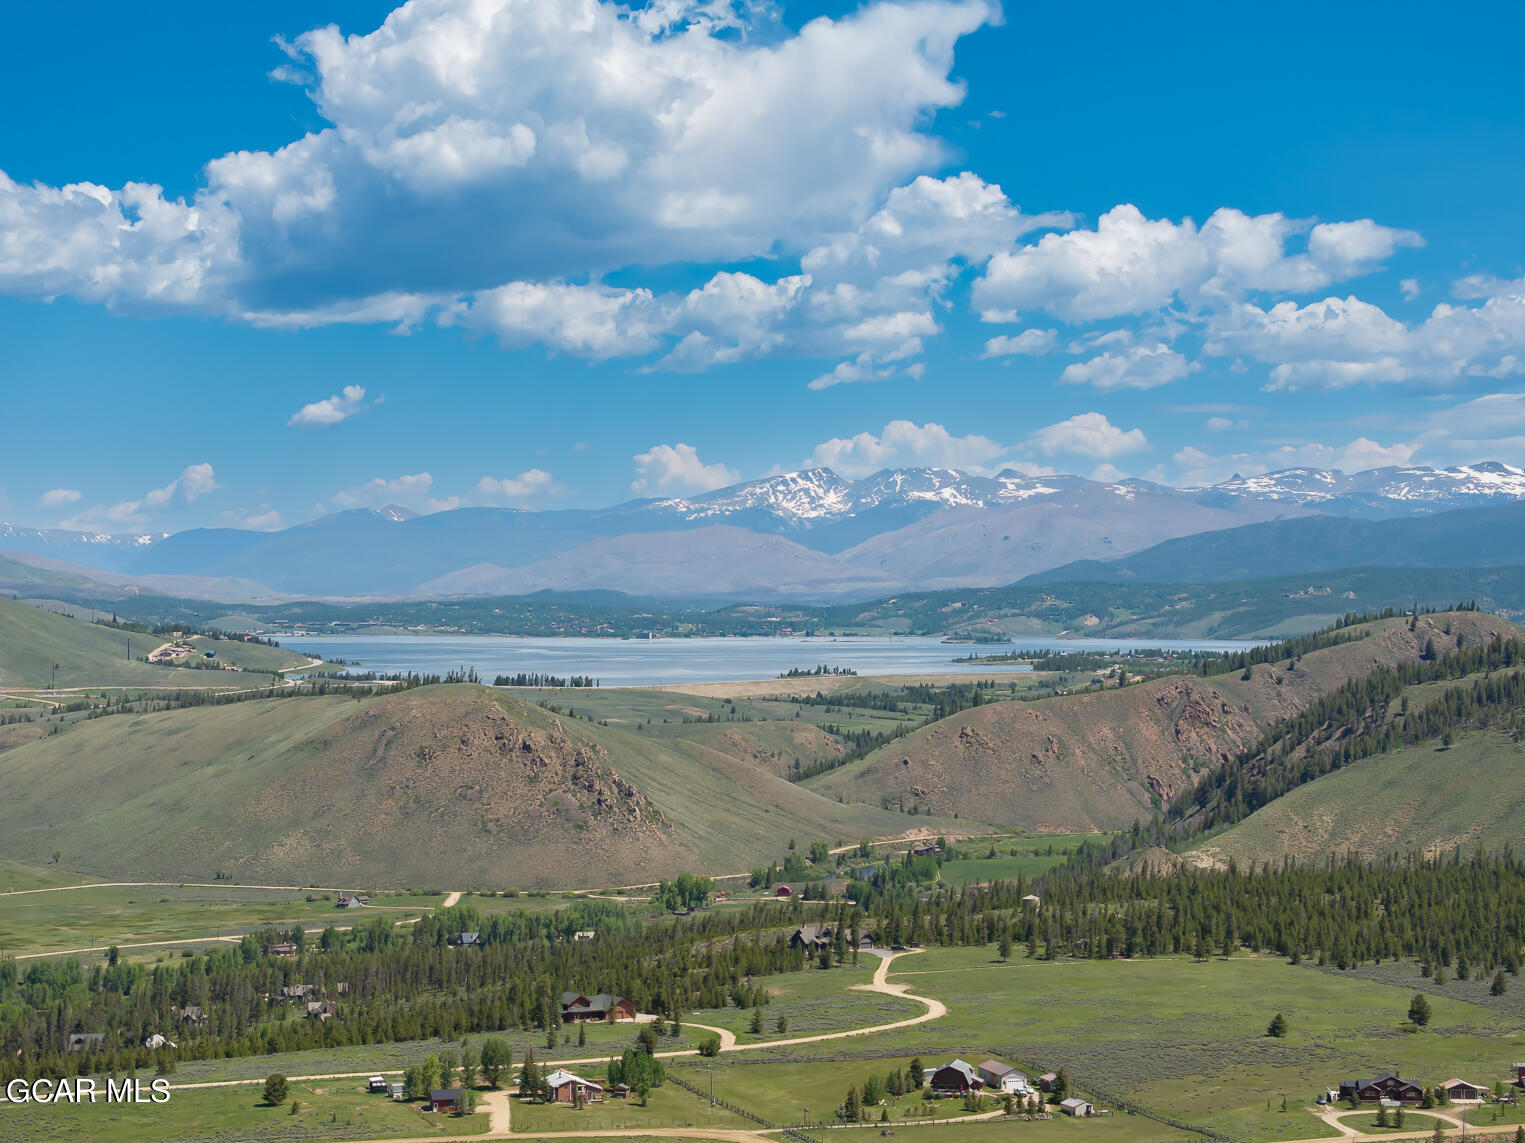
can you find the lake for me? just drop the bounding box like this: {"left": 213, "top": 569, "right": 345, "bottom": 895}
{"left": 277, "top": 633, "right": 1256, "bottom": 688}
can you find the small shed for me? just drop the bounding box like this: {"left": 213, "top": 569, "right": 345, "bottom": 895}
{"left": 368, "top": 1076, "right": 389, "bottom": 1093}
{"left": 428, "top": 1088, "right": 464, "bottom": 1113}
{"left": 775, "top": 884, "right": 792, "bottom": 898}
{"left": 1022, "top": 894, "right": 1041, "bottom": 909}
{"left": 1061, "top": 1098, "right": 1094, "bottom": 1117}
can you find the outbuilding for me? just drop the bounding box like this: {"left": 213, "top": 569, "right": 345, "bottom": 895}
{"left": 1061, "top": 1098, "right": 1094, "bottom": 1117}
{"left": 428, "top": 1088, "right": 464, "bottom": 1113}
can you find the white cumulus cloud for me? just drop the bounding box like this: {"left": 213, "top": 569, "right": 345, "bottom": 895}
{"left": 287, "top": 384, "right": 371, "bottom": 428}
{"left": 1059, "top": 344, "right": 1192, "bottom": 391}
{"left": 474, "top": 469, "right": 559, "bottom": 503}
{"left": 331, "top": 472, "right": 459, "bottom": 513}
{"left": 630, "top": 443, "right": 738, "bottom": 496}
{"left": 1028, "top": 412, "right": 1149, "bottom": 459}
{"left": 38, "top": 488, "right": 82, "bottom": 507}
{"left": 808, "top": 420, "right": 1006, "bottom": 477}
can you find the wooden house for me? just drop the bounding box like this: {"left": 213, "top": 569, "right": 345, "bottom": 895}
{"left": 560, "top": 992, "right": 636, "bottom": 1023}
{"left": 930, "top": 1060, "right": 983, "bottom": 1095}
{"left": 1339, "top": 1073, "right": 1425, "bottom": 1104}
{"left": 546, "top": 1069, "right": 605, "bottom": 1103}
{"left": 1061, "top": 1098, "right": 1094, "bottom": 1117}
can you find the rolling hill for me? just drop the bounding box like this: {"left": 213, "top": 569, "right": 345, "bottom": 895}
{"left": 1184, "top": 727, "right": 1525, "bottom": 868}
{"left": 0, "top": 596, "right": 312, "bottom": 689}
{"left": 1024, "top": 501, "right": 1525, "bottom": 586}
{"left": 804, "top": 611, "right": 1520, "bottom": 831}
{"left": 0, "top": 683, "right": 954, "bottom": 887}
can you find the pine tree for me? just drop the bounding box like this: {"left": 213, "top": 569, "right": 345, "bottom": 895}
{"left": 1408, "top": 993, "right": 1432, "bottom": 1026}
{"left": 1267, "top": 1012, "right": 1288, "bottom": 1038}
{"left": 263, "top": 1074, "right": 288, "bottom": 1106}
{"left": 1492, "top": 970, "right": 1508, "bottom": 996}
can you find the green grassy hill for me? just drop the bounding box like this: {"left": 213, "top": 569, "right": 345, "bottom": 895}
{"left": 804, "top": 611, "right": 1521, "bottom": 832}
{"left": 1187, "top": 727, "right": 1525, "bottom": 866}
{"left": 0, "top": 683, "right": 951, "bottom": 887}
{"left": 0, "top": 596, "right": 310, "bottom": 688}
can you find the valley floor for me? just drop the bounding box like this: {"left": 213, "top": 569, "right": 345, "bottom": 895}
{"left": 8, "top": 946, "right": 1523, "bottom": 1143}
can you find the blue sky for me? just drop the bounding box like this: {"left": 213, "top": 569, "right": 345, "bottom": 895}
{"left": 3, "top": 0, "right": 1525, "bottom": 533}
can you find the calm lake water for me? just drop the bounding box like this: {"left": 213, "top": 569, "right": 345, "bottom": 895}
{"left": 277, "top": 634, "right": 1255, "bottom": 688}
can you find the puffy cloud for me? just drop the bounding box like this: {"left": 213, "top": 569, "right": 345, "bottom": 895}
{"left": 331, "top": 472, "right": 459, "bottom": 513}
{"left": 982, "top": 328, "right": 1057, "bottom": 357}
{"left": 1170, "top": 437, "right": 1420, "bottom": 487}
{"left": 630, "top": 443, "right": 738, "bottom": 496}
{"left": 218, "top": 505, "right": 285, "bottom": 531}
{"left": 37, "top": 488, "right": 81, "bottom": 507}
{"left": 59, "top": 464, "right": 219, "bottom": 531}
{"left": 1028, "top": 412, "right": 1149, "bottom": 459}
{"left": 287, "top": 384, "right": 370, "bottom": 428}
{"left": 976, "top": 204, "right": 1420, "bottom": 323}
{"left": 1203, "top": 416, "right": 1249, "bottom": 433}
{"left": 1059, "top": 343, "right": 1192, "bottom": 391}
{"left": 807, "top": 355, "right": 898, "bottom": 390}
{"left": 0, "top": 173, "right": 240, "bottom": 313}
{"left": 1400, "top": 277, "right": 1421, "bottom": 301}
{"left": 1, "top": 0, "right": 998, "bottom": 325}
{"left": 456, "top": 282, "right": 665, "bottom": 358}
{"left": 1207, "top": 280, "right": 1525, "bottom": 392}
{"left": 808, "top": 419, "right": 1005, "bottom": 477}
{"left": 474, "top": 469, "right": 559, "bottom": 503}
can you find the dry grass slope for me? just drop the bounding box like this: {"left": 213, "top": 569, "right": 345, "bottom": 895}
{"left": 805, "top": 611, "right": 1520, "bottom": 832}
{"left": 0, "top": 683, "right": 949, "bottom": 886}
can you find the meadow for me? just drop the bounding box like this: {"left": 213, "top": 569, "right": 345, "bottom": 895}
{"left": 0, "top": 1076, "right": 491, "bottom": 1142}
{"left": 0, "top": 883, "right": 443, "bottom": 958}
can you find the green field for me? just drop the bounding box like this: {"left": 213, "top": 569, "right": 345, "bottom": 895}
{"left": 0, "top": 1077, "right": 490, "bottom": 1142}
{"left": 684, "top": 959, "right": 923, "bottom": 1042}
{"left": 0, "top": 885, "right": 444, "bottom": 958}
{"left": 511, "top": 1082, "right": 745, "bottom": 1132}
{"left": 737, "top": 947, "right": 1525, "bottom": 1143}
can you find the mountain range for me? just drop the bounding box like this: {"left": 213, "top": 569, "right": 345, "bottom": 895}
{"left": 3, "top": 461, "right": 1525, "bottom": 601}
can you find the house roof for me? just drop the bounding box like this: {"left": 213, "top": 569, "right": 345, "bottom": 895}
{"left": 1061, "top": 1097, "right": 1090, "bottom": 1109}
{"left": 979, "top": 1060, "right": 1018, "bottom": 1078}
{"left": 561, "top": 991, "right": 626, "bottom": 1010}
{"left": 1438, "top": 1079, "right": 1480, "bottom": 1090}
{"left": 935, "top": 1060, "right": 979, "bottom": 1083}
{"left": 430, "top": 1089, "right": 464, "bottom": 1101}
{"left": 546, "top": 1070, "right": 604, "bottom": 1089}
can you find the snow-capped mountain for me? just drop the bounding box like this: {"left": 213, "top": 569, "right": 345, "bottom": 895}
{"left": 1213, "top": 462, "right": 1525, "bottom": 516}
{"left": 4, "top": 463, "right": 1525, "bottom": 599}
{"left": 640, "top": 466, "right": 1084, "bottom": 525}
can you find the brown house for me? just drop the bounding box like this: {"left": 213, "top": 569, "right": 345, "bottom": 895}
{"left": 265, "top": 942, "right": 297, "bottom": 957}
{"left": 547, "top": 1069, "right": 605, "bottom": 1103}
{"left": 560, "top": 992, "right": 636, "bottom": 1023}
{"left": 1339, "top": 1074, "right": 1425, "bottom": 1104}
{"left": 930, "top": 1060, "right": 983, "bottom": 1095}
{"left": 306, "top": 1000, "right": 338, "bottom": 1020}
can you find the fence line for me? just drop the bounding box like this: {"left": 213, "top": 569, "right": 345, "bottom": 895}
{"left": 665, "top": 1070, "right": 774, "bottom": 1127}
